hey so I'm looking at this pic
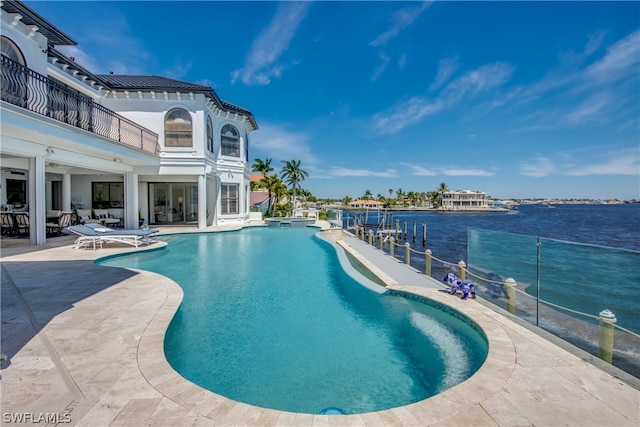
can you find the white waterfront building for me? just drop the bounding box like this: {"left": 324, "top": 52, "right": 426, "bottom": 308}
{"left": 1, "top": 0, "right": 257, "bottom": 244}
{"left": 441, "top": 190, "right": 488, "bottom": 211}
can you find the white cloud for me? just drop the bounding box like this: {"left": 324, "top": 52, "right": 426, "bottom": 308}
{"left": 398, "top": 53, "right": 408, "bottom": 69}
{"left": 371, "top": 62, "right": 513, "bottom": 134}
{"left": 582, "top": 30, "right": 640, "bottom": 83}
{"left": 441, "top": 168, "right": 495, "bottom": 177}
{"left": 438, "top": 62, "right": 514, "bottom": 107}
{"left": 406, "top": 164, "right": 437, "bottom": 176}
{"left": 430, "top": 56, "right": 460, "bottom": 91}
{"left": 231, "top": 2, "right": 311, "bottom": 86}
{"left": 369, "top": 1, "right": 433, "bottom": 47}
{"left": 520, "top": 156, "right": 557, "bottom": 177}
{"left": 566, "top": 148, "right": 640, "bottom": 176}
{"left": 371, "top": 96, "right": 444, "bottom": 134}
{"left": 371, "top": 52, "right": 391, "bottom": 81}
{"left": 563, "top": 93, "right": 609, "bottom": 126}
{"left": 329, "top": 168, "right": 398, "bottom": 178}
{"left": 402, "top": 162, "right": 493, "bottom": 177}
{"left": 250, "top": 123, "right": 317, "bottom": 165}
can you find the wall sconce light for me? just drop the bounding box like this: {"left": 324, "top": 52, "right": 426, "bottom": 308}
{"left": 46, "top": 147, "right": 54, "bottom": 156}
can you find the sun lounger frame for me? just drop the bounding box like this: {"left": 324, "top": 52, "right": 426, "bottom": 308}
{"left": 68, "top": 225, "right": 159, "bottom": 250}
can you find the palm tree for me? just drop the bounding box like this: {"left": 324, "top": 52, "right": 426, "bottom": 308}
{"left": 252, "top": 158, "right": 274, "bottom": 176}
{"left": 260, "top": 174, "right": 282, "bottom": 215}
{"left": 280, "top": 160, "right": 309, "bottom": 212}
{"left": 362, "top": 189, "right": 372, "bottom": 200}
{"left": 436, "top": 182, "right": 449, "bottom": 208}
{"left": 272, "top": 179, "right": 288, "bottom": 206}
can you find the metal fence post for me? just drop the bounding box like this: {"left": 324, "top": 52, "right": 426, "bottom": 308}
{"left": 505, "top": 277, "right": 517, "bottom": 314}
{"left": 597, "top": 309, "right": 617, "bottom": 363}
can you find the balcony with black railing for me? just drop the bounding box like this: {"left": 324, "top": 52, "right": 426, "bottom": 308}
{"left": 1, "top": 55, "right": 159, "bottom": 155}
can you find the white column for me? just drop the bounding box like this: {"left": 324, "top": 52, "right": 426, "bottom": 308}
{"left": 62, "top": 173, "right": 71, "bottom": 211}
{"left": 198, "top": 174, "right": 206, "bottom": 229}
{"left": 124, "top": 173, "right": 138, "bottom": 229}
{"left": 29, "top": 155, "right": 46, "bottom": 245}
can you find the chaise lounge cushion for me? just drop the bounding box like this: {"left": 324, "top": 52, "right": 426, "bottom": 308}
{"left": 76, "top": 209, "right": 100, "bottom": 224}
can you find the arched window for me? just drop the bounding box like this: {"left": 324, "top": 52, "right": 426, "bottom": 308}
{"left": 221, "top": 124, "right": 240, "bottom": 157}
{"left": 1, "top": 36, "right": 26, "bottom": 65}
{"left": 1, "top": 36, "right": 27, "bottom": 108}
{"left": 206, "top": 116, "right": 214, "bottom": 153}
{"left": 165, "top": 108, "right": 192, "bottom": 147}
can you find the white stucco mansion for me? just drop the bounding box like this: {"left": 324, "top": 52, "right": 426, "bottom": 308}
{"left": 441, "top": 190, "right": 488, "bottom": 211}
{"left": 1, "top": 0, "right": 258, "bottom": 244}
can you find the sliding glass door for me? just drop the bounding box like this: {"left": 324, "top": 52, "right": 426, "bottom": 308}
{"left": 149, "top": 183, "right": 197, "bottom": 224}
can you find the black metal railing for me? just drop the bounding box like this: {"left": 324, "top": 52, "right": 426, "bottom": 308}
{"left": 1, "top": 55, "right": 159, "bottom": 155}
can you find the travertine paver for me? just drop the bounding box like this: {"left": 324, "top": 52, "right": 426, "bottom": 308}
{"left": 1, "top": 225, "right": 638, "bottom": 426}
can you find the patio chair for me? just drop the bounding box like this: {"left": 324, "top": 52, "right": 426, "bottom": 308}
{"left": 12, "top": 212, "right": 29, "bottom": 235}
{"left": 68, "top": 224, "right": 159, "bottom": 250}
{"left": 0, "top": 212, "right": 15, "bottom": 235}
{"left": 46, "top": 211, "right": 72, "bottom": 235}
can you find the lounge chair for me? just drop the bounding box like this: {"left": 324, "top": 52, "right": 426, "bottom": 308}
{"left": 68, "top": 224, "right": 159, "bottom": 250}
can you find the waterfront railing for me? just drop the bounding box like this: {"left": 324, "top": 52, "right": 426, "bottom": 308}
{"left": 348, "top": 224, "right": 640, "bottom": 379}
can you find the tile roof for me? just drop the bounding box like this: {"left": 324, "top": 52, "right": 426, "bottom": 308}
{"left": 250, "top": 191, "right": 270, "bottom": 206}
{"left": 97, "top": 74, "right": 257, "bottom": 130}
{"left": 97, "top": 75, "right": 212, "bottom": 91}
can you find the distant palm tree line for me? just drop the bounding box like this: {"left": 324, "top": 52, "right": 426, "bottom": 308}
{"left": 344, "top": 182, "right": 450, "bottom": 208}
{"left": 251, "top": 158, "right": 452, "bottom": 213}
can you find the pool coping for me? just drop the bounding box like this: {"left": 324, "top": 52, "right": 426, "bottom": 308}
{"left": 1, "top": 224, "right": 638, "bottom": 425}
{"left": 136, "top": 270, "right": 518, "bottom": 425}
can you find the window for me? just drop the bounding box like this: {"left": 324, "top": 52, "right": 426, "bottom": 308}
{"left": 1, "top": 37, "right": 27, "bottom": 108}
{"left": 206, "top": 116, "right": 214, "bottom": 153}
{"left": 221, "top": 124, "right": 240, "bottom": 157}
{"left": 244, "top": 133, "right": 249, "bottom": 161}
{"left": 92, "top": 182, "right": 124, "bottom": 208}
{"left": 1, "top": 36, "right": 25, "bottom": 64}
{"left": 165, "top": 108, "right": 192, "bottom": 147}
{"left": 6, "top": 179, "right": 26, "bottom": 205}
{"left": 221, "top": 183, "right": 239, "bottom": 214}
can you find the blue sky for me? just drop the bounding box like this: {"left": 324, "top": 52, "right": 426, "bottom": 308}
{"left": 27, "top": 1, "right": 639, "bottom": 200}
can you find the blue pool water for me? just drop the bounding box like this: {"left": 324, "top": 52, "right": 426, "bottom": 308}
{"left": 98, "top": 228, "right": 488, "bottom": 414}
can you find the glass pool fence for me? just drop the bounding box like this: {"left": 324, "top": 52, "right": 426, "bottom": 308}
{"left": 347, "top": 225, "right": 640, "bottom": 378}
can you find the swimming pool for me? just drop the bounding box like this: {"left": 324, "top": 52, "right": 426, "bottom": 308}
{"left": 98, "top": 228, "right": 488, "bottom": 414}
